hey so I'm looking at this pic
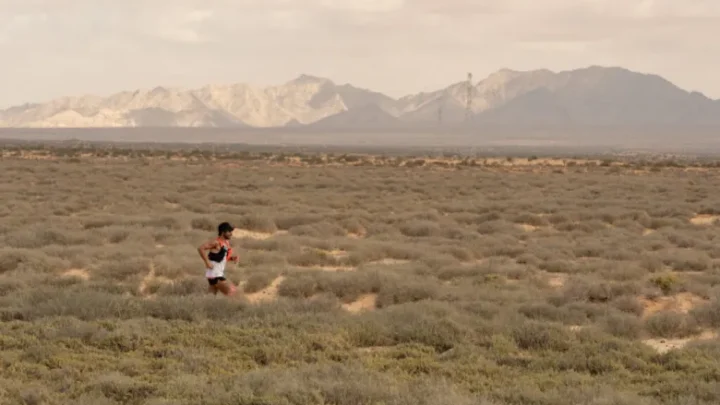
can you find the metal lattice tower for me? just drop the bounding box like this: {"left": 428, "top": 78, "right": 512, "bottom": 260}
{"left": 437, "top": 93, "right": 444, "bottom": 125}
{"left": 465, "top": 72, "right": 474, "bottom": 121}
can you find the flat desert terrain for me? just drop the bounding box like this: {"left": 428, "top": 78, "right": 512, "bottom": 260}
{"left": 0, "top": 144, "right": 719, "bottom": 405}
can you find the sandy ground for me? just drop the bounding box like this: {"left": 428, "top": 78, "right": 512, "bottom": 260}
{"left": 61, "top": 269, "right": 90, "bottom": 281}
{"left": 243, "top": 276, "right": 286, "bottom": 304}
{"left": 642, "top": 330, "right": 718, "bottom": 354}
{"left": 341, "top": 294, "right": 378, "bottom": 313}
{"left": 638, "top": 292, "right": 708, "bottom": 319}
{"left": 690, "top": 214, "right": 720, "bottom": 225}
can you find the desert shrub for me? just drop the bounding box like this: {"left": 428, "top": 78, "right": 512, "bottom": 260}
{"left": 436, "top": 264, "right": 487, "bottom": 281}
{"left": 661, "top": 249, "right": 713, "bottom": 272}
{"left": 339, "top": 217, "right": 367, "bottom": 235}
{"left": 601, "top": 312, "right": 644, "bottom": 339}
{"left": 141, "top": 216, "right": 182, "bottom": 230}
{"left": 314, "top": 271, "right": 383, "bottom": 302}
{"left": 88, "top": 372, "right": 157, "bottom": 403}
{"left": 650, "top": 273, "right": 681, "bottom": 295}
{"left": 611, "top": 296, "right": 645, "bottom": 316}
{"left": 243, "top": 270, "right": 281, "bottom": 294}
{"left": 190, "top": 217, "right": 215, "bottom": 231}
{"left": 274, "top": 214, "right": 324, "bottom": 230}
{"left": 510, "top": 321, "right": 573, "bottom": 351}
{"left": 5, "top": 226, "right": 91, "bottom": 248}
{"left": 645, "top": 311, "right": 700, "bottom": 338}
{"left": 477, "top": 220, "right": 516, "bottom": 235}
{"left": 513, "top": 213, "right": 550, "bottom": 227}
{"left": 376, "top": 277, "right": 440, "bottom": 308}
{"left": 573, "top": 241, "right": 607, "bottom": 258}
{"left": 182, "top": 362, "right": 481, "bottom": 405}
{"left": 0, "top": 248, "right": 70, "bottom": 274}
{"left": 234, "top": 215, "right": 277, "bottom": 233}
{"left": 82, "top": 215, "right": 125, "bottom": 229}
{"left": 350, "top": 301, "right": 472, "bottom": 351}
{"left": 238, "top": 251, "right": 287, "bottom": 267}
{"left": 96, "top": 258, "right": 150, "bottom": 282}
{"left": 277, "top": 273, "right": 317, "bottom": 298}
{"left": 399, "top": 220, "right": 440, "bottom": 237}
{"left": 690, "top": 299, "right": 720, "bottom": 327}
{"left": 540, "top": 260, "right": 573, "bottom": 273}
{"left": 640, "top": 255, "right": 664, "bottom": 272}
{"left": 518, "top": 302, "right": 572, "bottom": 323}
{"left": 560, "top": 279, "right": 642, "bottom": 304}
{"left": 289, "top": 222, "right": 347, "bottom": 238}
{"left": 155, "top": 279, "right": 206, "bottom": 296}
{"left": 287, "top": 249, "right": 340, "bottom": 267}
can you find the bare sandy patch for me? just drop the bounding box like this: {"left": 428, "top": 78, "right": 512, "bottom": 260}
{"left": 164, "top": 202, "right": 180, "bottom": 210}
{"left": 356, "top": 346, "right": 394, "bottom": 354}
{"left": 232, "top": 229, "right": 288, "bottom": 240}
{"left": 517, "top": 224, "right": 539, "bottom": 232}
{"left": 690, "top": 214, "right": 720, "bottom": 225}
{"left": 244, "top": 276, "right": 285, "bottom": 304}
{"left": 297, "top": 265, "right": 356, "bottom": 272}
{"left": 342, "top": 294, "right": 377, "bottom": 313}
{"left": 61, "top": 269, "right": 90, "bottom": 281}
{"left": 642, "top": 229, "right": 655, "bottom": 236}
{"left": 346, "top": 227, "right": 367, "bottom": 239}
{"left": 369, "top": 258, "right": 411, "bottom": 266}
{"left": 317, "top": 249, "right": 350, "bottom": 259}
{"left": 639, "top": 292, "right": 708, "bottom": 319}
{"left": 642, "top": 330, "right": 718, "bottom": 354}
{"left": 544, "top": 272, "right": 568, "bottom": 288}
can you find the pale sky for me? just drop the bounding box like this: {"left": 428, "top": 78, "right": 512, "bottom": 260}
{"left": 1, "top": 0, "right": 719, "bottom": 108}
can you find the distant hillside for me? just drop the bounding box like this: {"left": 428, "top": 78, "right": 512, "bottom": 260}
{"left": 1, "top": 66, "right": 718, "bottom": 129}
{"left": 472, "top": 67, "right": 720, "bottom": 126}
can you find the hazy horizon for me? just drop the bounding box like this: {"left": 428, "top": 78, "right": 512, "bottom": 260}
{"left": 2, "top": 0, "right": 719, "bottom": 109}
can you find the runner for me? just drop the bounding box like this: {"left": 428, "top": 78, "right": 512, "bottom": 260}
{"left": 197, "top": 222, "right": 239, "bottom": 296}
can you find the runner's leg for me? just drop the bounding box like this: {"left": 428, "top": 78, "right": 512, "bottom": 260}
{"left": 207, "top": 278, "right": 220, "bottom": 294}
{"left": 216, "top": 279, "right": 237, "bottom": 296}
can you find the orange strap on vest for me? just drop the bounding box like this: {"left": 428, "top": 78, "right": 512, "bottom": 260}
{"left": 217, "top": 238, "right": 233, "bottom": 259}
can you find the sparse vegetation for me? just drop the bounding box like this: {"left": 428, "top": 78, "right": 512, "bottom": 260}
{"left": 0, "top": 142, "right": 719, "bottom": 404}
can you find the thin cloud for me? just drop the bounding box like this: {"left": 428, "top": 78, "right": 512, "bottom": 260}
{"left": 0, "top": 0, "right": 718, "bottom": 107}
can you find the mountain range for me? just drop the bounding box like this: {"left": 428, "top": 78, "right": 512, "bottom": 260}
{"left": 2, "top": 66, "right": 719, "bottom": 129}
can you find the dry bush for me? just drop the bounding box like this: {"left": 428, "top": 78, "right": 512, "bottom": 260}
{"left": 690, "top": 299, "right": 720, "bottom": 328}
{"left": 399, "top": 220, "right": 441, "bottom": 237}
{"left": 234, "top": 215, "right": 278, "bottom": 233}
{"left": 346, "top": 242, "right": 425, "bottom": 266}
{"left": 558, "top": 278, "right": 642, "bottom": 304}
{"left": 476, "top": 220, "right": 518, "bottom": 235}
{"left": 512, "top": 213, "right": 550, "bottom": 227}
{"left": 611, "top": 295, "right": 645, "bottom": 316}
{"left": 510, "top": 321, "right": 573, "bottom": 351}
{"left": 240, "top": 236, "right": 299, "bottom": 252}
{"left": 601, "top": 312, "right": 644, "bottom": 339}
{"left": 242, "top": 270, "right": 281, "bottom": 293}
{"left": 645, "top": 311, "right": 700, "bottom": 338}
{"left": 287, "top": 249, "right": 344, "bottom": 267}
{"left": 274, "top": 214, "right": 324, "bottom": 230}
{"left": 375, "top": 276, "right": 441, "bottom": 308}
{"left": 190, "top": 217, "right": 215, "bottom": 231}
{"left": 289, "top": 221, "right": 348, "bottom": 238}
{"left": 661, "top": 249, "right": 713, "bottom": 272}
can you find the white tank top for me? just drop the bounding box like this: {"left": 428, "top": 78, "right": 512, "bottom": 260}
{"left": 205, "top": 238, "right": 230, "bottom": 278}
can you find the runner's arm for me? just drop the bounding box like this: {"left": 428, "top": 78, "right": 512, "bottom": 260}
{"left": 197, "top": 240, "right": 219, "bottom": 268}
{"left": 228, "top": 247, "right": 239, "bottom": 263}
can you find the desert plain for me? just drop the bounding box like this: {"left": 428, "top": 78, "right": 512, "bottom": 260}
{"left": 0, "top": 142, "right": 719, "bottom": 405}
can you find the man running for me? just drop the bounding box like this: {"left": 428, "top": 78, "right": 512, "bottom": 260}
{"left": 197, "top": 222, "right": 239, "bottom": 296}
